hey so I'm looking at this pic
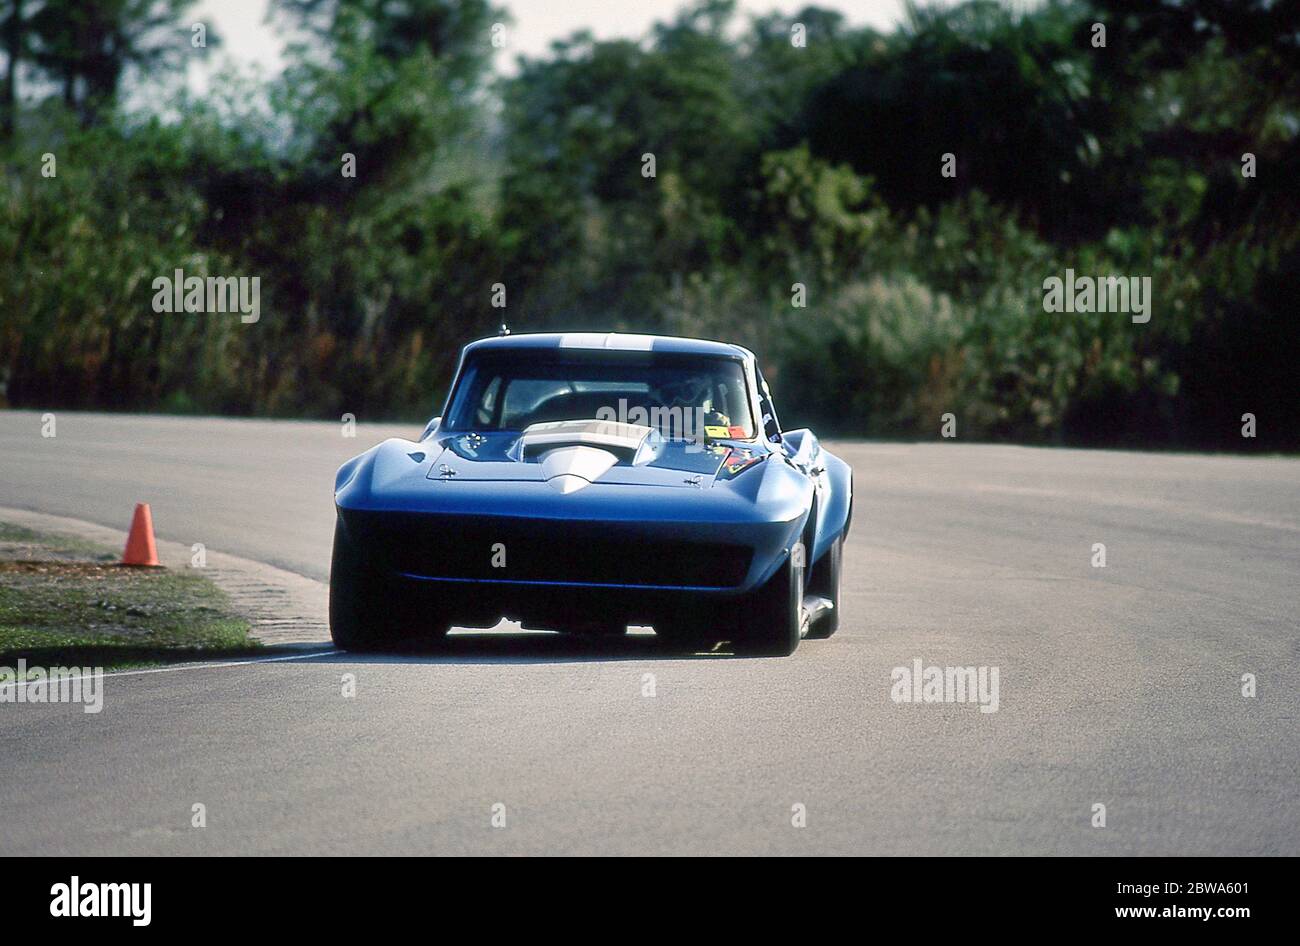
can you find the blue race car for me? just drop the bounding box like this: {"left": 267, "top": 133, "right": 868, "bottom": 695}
{"left": 330, "top": 332, "right": 852, "bottom": 655}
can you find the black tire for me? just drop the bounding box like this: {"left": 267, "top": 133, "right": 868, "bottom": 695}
{"left": 329, "top": 520, "right": 448, "bottom": 651}
{"left": 738, "top": 543, "right": 804, "bottom": 656}
{"left": 804, "top": 536, "right": 842, "bottom": 639}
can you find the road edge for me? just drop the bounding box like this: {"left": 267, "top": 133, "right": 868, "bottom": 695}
{"left": 0, "top": 505, "right": 330, "bottom": 646}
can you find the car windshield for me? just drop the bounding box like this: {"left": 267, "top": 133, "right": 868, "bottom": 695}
{"left": 443, "top": 350, "right": 756, "bottom": 439}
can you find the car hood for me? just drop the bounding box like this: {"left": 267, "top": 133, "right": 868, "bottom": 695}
{"left": 426, "top": 421, "right": 750, "bottom": 492}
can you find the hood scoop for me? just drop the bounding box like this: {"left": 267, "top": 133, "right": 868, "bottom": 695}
{"left": 538, "top": 446, "right": 618, "bottom": 493}
{"left": 518, "top": 419, "right": 654, "bottom": 460}
{"left": 521, "top": 420, "right": 654, "bottom": 494}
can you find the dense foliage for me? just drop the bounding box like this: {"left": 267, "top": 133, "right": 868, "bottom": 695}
{"left": 2, "top": 0, "right": 1296, "bottom": 448}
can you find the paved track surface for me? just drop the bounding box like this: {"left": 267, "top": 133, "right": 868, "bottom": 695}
{"left": 1, "top": 411, "right": 1296, "bottom": 855}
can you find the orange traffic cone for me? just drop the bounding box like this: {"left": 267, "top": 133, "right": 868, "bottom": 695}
{"left": 121, "top": 503, "right": 161, "bottom": 567}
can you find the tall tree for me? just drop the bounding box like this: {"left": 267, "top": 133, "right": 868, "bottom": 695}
{"left": 0, "top": 0, "right": 33, "bottom": 138}
{"left": 27, "top": 0, "right": 204, "bottom": 125}
{"left": 273, "top": 0, "right": 499, "bottom": 86}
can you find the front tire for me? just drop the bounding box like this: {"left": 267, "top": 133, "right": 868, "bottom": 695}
{"left": 804, "top": 536, "right": 842, "bottom": 639}
{"left": 738, "top": 544, "right": 804, "bottom": 656}
{"left": 329, "top": 520, "right": 448, "bottom": 651}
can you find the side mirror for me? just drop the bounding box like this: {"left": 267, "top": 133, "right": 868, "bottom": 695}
{"left": 419, "top": 416, "right": 442, "bottom": 441}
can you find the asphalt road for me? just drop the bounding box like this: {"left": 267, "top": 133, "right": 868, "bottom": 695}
{"left": 1, "top": 410, "right": 1297, "bottom": 855}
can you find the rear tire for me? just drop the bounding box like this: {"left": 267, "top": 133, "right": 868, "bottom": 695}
{"left": 329, "top": 520, "right": 449, "bottom": 651}
{"left": 738, "top": 544, "right": 803, "bottom": 656}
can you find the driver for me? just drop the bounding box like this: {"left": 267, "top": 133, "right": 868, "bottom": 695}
{"left": 651, "top": 375, "right": 729, "bottom": 441}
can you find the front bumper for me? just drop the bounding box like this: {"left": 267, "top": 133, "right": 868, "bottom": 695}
{"left": 336, "top": 506, "right": 802, "bottom": 625}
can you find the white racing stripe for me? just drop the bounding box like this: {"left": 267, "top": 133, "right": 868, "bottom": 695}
{"left": 0, "top": 649, "right": 340, "bottom": 694}
{"left": 558, "top": 332, "right": 655, "bottom": 350}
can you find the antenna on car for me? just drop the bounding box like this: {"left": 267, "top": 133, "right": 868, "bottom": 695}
{"left": 498, "top": 322, "right": 511, "bottom": 337}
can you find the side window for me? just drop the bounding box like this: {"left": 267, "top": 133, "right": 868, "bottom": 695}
{"left": 475, "top": 376, "right": 501, "bottom": 427}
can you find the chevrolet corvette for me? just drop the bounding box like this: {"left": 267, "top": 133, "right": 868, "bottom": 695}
{"left": 330, "top": 332, "right": 852, "bottom": 655}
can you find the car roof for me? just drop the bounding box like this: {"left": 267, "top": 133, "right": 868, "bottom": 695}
{"left": 462, "top": 332, "right": 753, "bottom": 361}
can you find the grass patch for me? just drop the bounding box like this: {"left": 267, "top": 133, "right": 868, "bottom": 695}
{"left": 0, "top": 521, "right": 119, "bottom": 562}
{"left": 0, "top": 524, "right": 259, "bottom": 672}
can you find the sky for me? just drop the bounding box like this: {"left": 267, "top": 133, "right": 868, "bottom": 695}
{"left": 190, "top": 0, "right": 921, "bottom": 83}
